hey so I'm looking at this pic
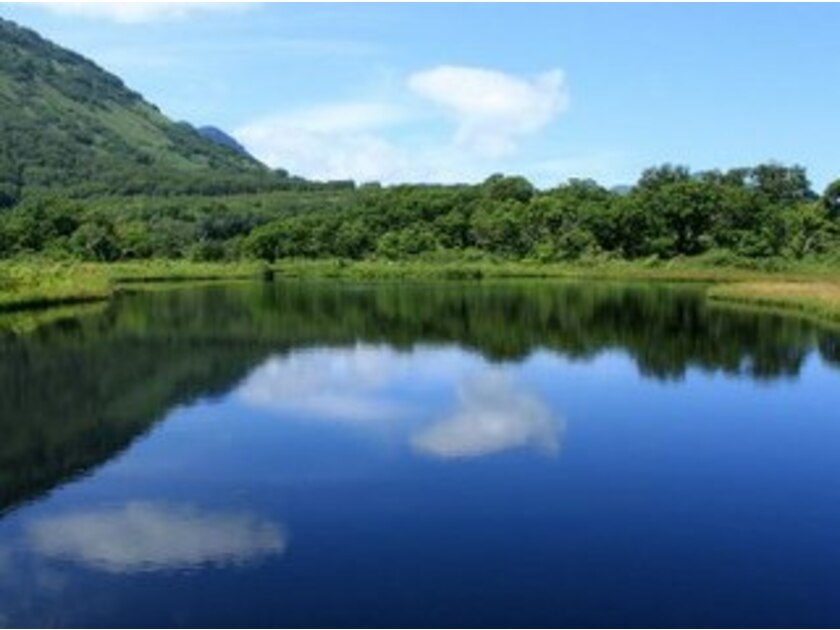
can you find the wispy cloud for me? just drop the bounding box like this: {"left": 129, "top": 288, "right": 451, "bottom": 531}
{"left": 236, "top": 101, "right": 415, "bottom": 183}
{"left": 35, "top": 2, "right": 248, "bottom": 24}
{"left": 254, "top": 102, "right": 408, "bottom": 135}
{"left": 236, "top": 64, "right": 572, "bottom": 184}
{"left": 28, "top": 502, "right": 285, "bottom": 573}
{"left": 92, "top": 37, "right": 378, "bottom": 74}
{"left": 408, "top": 65, "right": 569, "bottom": 158}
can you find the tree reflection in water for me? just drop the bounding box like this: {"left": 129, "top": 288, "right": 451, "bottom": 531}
{"left": 0, "top": 279, "right": 836, "bottom": 515}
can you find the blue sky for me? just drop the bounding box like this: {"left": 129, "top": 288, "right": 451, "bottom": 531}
{"left": 2, "top": 3, "right": 839, "bottom": 189}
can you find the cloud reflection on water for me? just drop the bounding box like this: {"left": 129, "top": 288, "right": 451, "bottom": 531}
{"left": 237, "top": 346, "right": 563, "bottom": 459}
{"left": 27, "top": 502, "right": 285, "bottom": 574}
{"left": 237, "top": 345, "right": 417, "bottom": 423}
{"left": 411, "top": 370, "right": 561, "bottom": 459}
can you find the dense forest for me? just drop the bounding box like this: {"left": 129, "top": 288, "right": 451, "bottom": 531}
{"left": 1, "top": 164, "right": 838, "bottom": 265}
{"left": 1, "top": 17, "right": 839, "bottom": 267}
{"left": 243, "top": 166, "right": 840, "bottom": 264}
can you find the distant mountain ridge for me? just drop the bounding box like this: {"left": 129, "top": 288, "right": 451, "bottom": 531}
{"left": 196, "top": 125, "right": 252, "bottom": 158}
{"left": 0, "top": 17, "right": 285, "bottom": 204}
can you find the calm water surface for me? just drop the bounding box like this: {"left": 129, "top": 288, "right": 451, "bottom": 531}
{"left": 1, "top": 280, "right": 839, "bottom": 628}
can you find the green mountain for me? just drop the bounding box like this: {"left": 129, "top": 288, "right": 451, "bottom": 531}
{"left": 0, "top": 17, "right": 283, "bottom": 205}
{"left": 197, "top": 125, "right": 253, "bottom": 158}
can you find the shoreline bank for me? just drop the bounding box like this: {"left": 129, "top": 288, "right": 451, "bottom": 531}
{"left": 2, "top": 259, "right": 839, "bottom": 329}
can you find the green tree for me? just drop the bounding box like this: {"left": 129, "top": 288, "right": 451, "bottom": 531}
{"left": 188, "top": 240, "right": 226, "bottom": 262}
{"left": 823, "top": 179, "right": 840, "bottom": 219}
{"left": 0, "top": 182, "right": 18, "bottom": 209}
{"left": 71, "top": 218, "right": 120, "bottom": 261}
{"left": 334, "top": 220, "right": 371, "bottom": 259}
{"left": 637, "top": 164, "right": 691, "bottom": 191}
{"left": 245, "top": 225, "right": 279, "bottom": 262}
{"left": 483, "top": 174, "right": 535, "bottom": 204}
{"left": 116, "top": 221, "right": 154, "bottom": 259}
{"left": 470, "top": 201, "right": 526, "bottom": 257}
{"left": 748, "top": 163, "right": 814, "bottom": 205}
{"left": 780, "top": 204, "right": 835, "bottom": 258}
{"left": 0, "top": 217, "right": 11, "bottom": 258}
{"left": 653, "top": 180, "right": 719, "bottom": 255}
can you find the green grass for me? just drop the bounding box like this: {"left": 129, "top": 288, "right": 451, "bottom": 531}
{"left": 108, "top": 260, "right": 269, "bottom": 283}
{"left": 708, "top": 281, "right": 840, "bottom": 325}
{"left": 0, "top": 261, "right": 112, "bottom": 311}
{"left": 0, "top": 259, "right": 267, "bottom": 312}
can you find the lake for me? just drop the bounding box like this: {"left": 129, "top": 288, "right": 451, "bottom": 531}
{"left": 1, "top": 279, "right": 839, "bottom": 628}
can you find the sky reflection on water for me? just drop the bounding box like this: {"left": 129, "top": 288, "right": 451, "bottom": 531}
{"left": 27, "top": 502, "right": 286, "bottom": 574}
{"left": 1, "top": 281, "right": 839, "bottom": 627}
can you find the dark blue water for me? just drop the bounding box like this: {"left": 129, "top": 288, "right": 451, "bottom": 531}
{"left": 1, "top": 280, "right": 839, "bottom": 627}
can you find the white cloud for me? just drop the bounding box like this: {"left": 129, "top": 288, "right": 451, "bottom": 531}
{"left": 236, "top": 121, "right": 474, "bottom": 184}
{"left": 36, "top": 2, "right": 245, "bottom": 24}
{"left": 236, "top": 65, "right": 571, "bottom": 183}
{"left": 236, "top": 102, "right": 413, "bottom": 183}
{"left": 28, "top": 502, "right": 285, "bottom": 573}
{"left": 408, "top": 65, "right": 569, "bottom": 158}
{"left": 411, "top": 371, "right": 561, "bottom": 459}
{"left": 251, "top": 102, "right": 408, "bottom": 135}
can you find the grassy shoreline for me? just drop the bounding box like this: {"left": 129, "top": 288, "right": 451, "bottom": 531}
{"left": 1, "top": 258, "right": 839, "bottom": 327}
{"left": 707, "top": 281, "right": 840, "bottom": 325}
{"left": 0, "top": 260, "right": 267, "bottom": 312}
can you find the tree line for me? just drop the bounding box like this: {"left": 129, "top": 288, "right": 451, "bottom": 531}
{"left": 1, "top": 163, "right": 838, "bottom": 264}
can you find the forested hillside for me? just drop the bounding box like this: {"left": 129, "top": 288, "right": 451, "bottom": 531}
{"left": 0, "top": 17, "right": 293, "bottom": 203}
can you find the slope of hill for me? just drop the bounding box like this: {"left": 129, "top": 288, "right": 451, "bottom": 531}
{"left": 197, "top": 125, "right": 252, "bottom": 158}
{"left": 0, "top": 17, "right": 282, "bottom": 205}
